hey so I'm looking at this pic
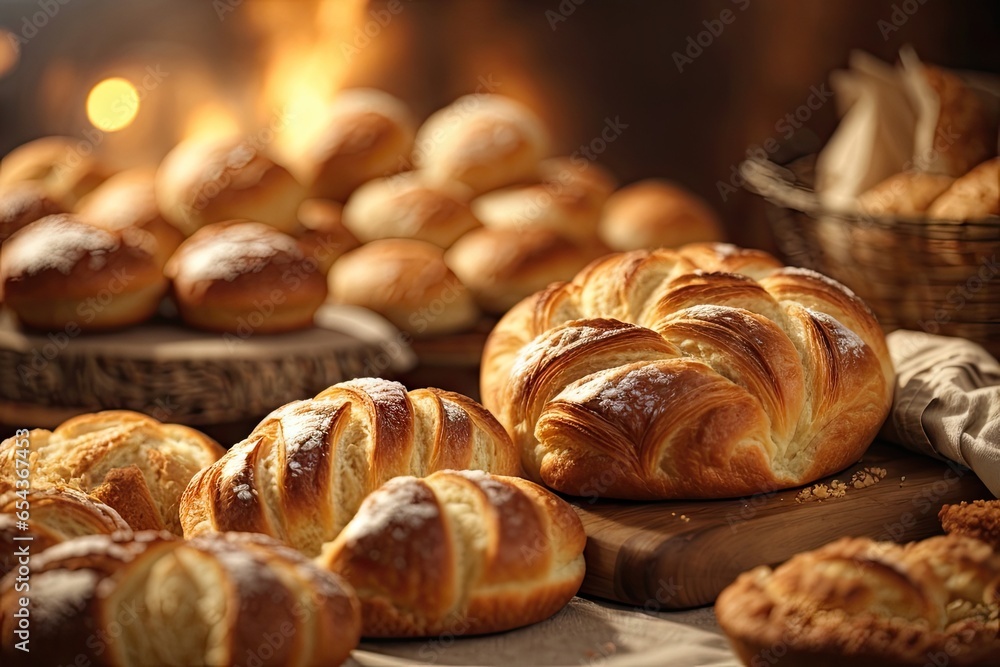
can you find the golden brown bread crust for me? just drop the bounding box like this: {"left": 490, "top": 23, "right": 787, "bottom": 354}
{"left": 918, "top": 65, "right": 996, "bottom": 178}
{"left": 481, "top": 243, "right": 894, "bottom": 499}
{"left": 0, "top": 530, "right": 361, "bottom": 667}
{"left": 181, "top": 378, "right": 521, "bottom": 556}
{"left": 303, "top": 88, "right": 416, "bottom": 202}
{"left": 927, "top": 158, "right": 1000, "bottom": 221}
{"left": 941, "top": 500, "right": 1000, "bottom": 550}
{"left": 0, "top": 214, "right": 168, "bottom": 331}
{"left": 0, "top": 136, "right": 109, "bottom": 208}
{"left": 857, "top": 171, "right": 956, "bottom": 217}
{"left": 329, "top": 238, "right": 479, "bottom": 335}
{"left": 0, "top": 487, "right": 129, "bottom": 576}
{"left": 413, "top": 94, "right": 550, "bottom": 195}
{"left": 0, "top": 181, "right": 63, "bottom": 243}
{"left": 716, "top": 535, "right": 1000, "bottom": 667}
{"left": 342, "top": 172, "right": 481, "bottom": 248}
{"left": 599, "top": 178, "right": 725, "bottom": 251}
{"left": 293, "top": 198, "right": 360, "bottom": 272}
{"left": 156, "top": 136, "right": 305, "bottom": 235}
{"left": 445, "top": 227, "right": 609, "bottom": 314}
{"left": 318, "top": 470, "right": 586, "bottom": 638}
{"left": 0, "top": 410, "right": 223, "bottom": 535}
{"left": 165, "top": 221, "right": 328, "bottom": 334}
{"left": 75, "top": 168, "right": 185, "bottom": 268}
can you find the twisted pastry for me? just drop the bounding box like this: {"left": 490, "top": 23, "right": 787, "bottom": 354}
{"left": 181, "top": 379, "right": 520, "bottom": 555}
{"left": 0, "top": 411, "right": 224, "bottom": 534}
{"left": 0, "top": 531, "right": 360, "bottom": 667}
{"left": 481, "top": 243, "right": 894, "bottom": 499}
{"left": 717, "top": 534, "right": 1000, "bottom": 666}
{"left": 318, "top": 470, "right": 586, "bottom": 637}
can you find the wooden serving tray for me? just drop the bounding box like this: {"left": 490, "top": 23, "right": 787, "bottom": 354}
{"left": 571, "top": 441, "right": 991, "bottom": 609}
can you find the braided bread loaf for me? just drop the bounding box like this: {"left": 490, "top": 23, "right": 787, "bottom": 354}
{"left": 0, "top": 411, "right": 224, "bottom": 533}
{"left": 181, "top": 379, "right": 520, "bottom": 555}
{"left": 318, "top": 470, "right": 586, "bottom": 637}
{"left": 481, "top": 243, "right": 894, "bottom": 499}
{"left": 0, "top": 487, "right": 129, "bottom": 576}
{"left": 0, "top": 531, "right": 360, "bottom": 667}
{"left": 716, "top": 534, "right": 1000, "bottom": 666}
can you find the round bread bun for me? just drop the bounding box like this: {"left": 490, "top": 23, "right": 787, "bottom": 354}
{"left": 156, "top": 136, "right": 305, "bottom": 236}
{"left": 472, "top": 158, "right": 617, "bottom": 242}
{"left": 599, "top": 178, "right": 725, "bottom": 251}
{"left": 0, "top": 181, "right": 63, "bottom": 243}
{"left": 328, "top": 239, "right": 479, "bottom": 336}
{"left": 341, "top": 172, "right": 480, "bottom": 248}
{"left": 926, "top": 157, "right": 1000, "bottom": 221}
{"left": 165, "top": 221, "right": 327, "bottom": 335}
{"left": 0, "top": 136, "right": 109, "bottom": 208}
{"left": 857, "top": 171, "right": 956, "bottom": 217}
{"left": 445, "top": 227, "right": 608, "bottom": 314}
{"left": 0, "top": 214, "right": 168, "bottom": 331}
{"left": 302, "top": 88, "right": 416, "bottom": 202}
{"left": 413, "top": 94, "right": 550, "bottom": 195}
{"left": 76, "top": 168, "right": 185, "bottom": 268}
{"left": 295, "top": 199, "right": 360, "bottom": 273}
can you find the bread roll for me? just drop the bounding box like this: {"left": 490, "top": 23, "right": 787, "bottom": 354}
{"left": 716, "top": 535, "right": 1000, "bottom": 666}
{"left": 165, "top": 221, "right": 328, "bottom": 334}
{"left": 927, "top": 157, "right": 1000, "bottom": 221}
{"left": 599, "top": 179, "right": 725, "bottom": 251}
{"left": 940, "top": 500, "right": 1000, "bottom": 550}
{"left": 481, "top": 243, "right": 894, "bottom": 500}
{"left": 0, "top": 487, "right": 129, "bottom": 576}
{"left": 413, "top": 94, "right": 550, "bottom": 195}
{"left": 319, "top": 470, "right": 586, "bottom": 637}
{"left": 303, "top": 88, "right": 416, "bottom": 202}
{"left": 857, "top": 171, "right": 956, "bottom": 217}
{"left": 0, "top": 214, "right": 168, "bottom": 331}
{"left": 294, "top": 199, "right": 360, "bottom": 273}
{"left": 0, "top": 410, "right": 223, "bottom": 534}
{"left": 180, "top": 378, "right": 520, "bottom": 556}
{"left": 342, "top": 172, "right": 480, "bottom": 248}
{"left": 329, "top": 239, "right": 479, "bottom": 335}
{"left": 156, "top": 136, "right": 305, "bottom": 235}
{"left": 76, "top": 168, "right": 185, "bottom": 267}
{"left": 0, "top": 181, "right": 62, "bottom": 243}
{"left": 0, "top": 136, "right": 109, "bottom": 208}
{"left": 445, "top": 227, "right": 607, "bottom": 314}
{"left": 471, "top": 158, "right": 616, "bottom": 242}
{"left": 0, "top": 531, "right": 361, "bottom": 667}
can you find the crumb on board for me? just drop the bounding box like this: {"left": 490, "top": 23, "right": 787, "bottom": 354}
{"left": 796, "top": 466, "right": 888, "bottom": 503}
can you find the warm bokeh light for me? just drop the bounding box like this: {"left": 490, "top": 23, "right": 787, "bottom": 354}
{"left": 86, "top": 77, "right": 140, "bottom": 132}
{"left": 0, "top": 30, "right": 19, "bottom": 78}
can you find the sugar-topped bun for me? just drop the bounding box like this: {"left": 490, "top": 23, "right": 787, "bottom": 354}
{"left": 76, "top": 168, "right": 185, "bottom": 268}
{"left": 0, "top": 214, "right": 168, "bottom": 331}
{"left": 0, "top": 181, "right": 63, "bottom": 243}
{"left": 446, "top": 227, "right": 607, "bottom": 314}
{"left": 413, "top": 94, "right": 550, "bottom": 195}
{"left": 156, "top": 136, "right": 305, "bottom": 235}
{"left": 472, "top": 158, "right": 617, "bottom": 242}
{"left": 342, "top": 172, "right": 480, "bottom": 248}
{"left": 599, "top": 178, "right": 725, "bottom": 251}
{"left": 0, "top": 136, "right": 109, "bottom": 209}
{"left": 165, "top": 221, "right": 327, "bottom": 334}
{"left": 329, "top": 239, "right": 479, "bottom": 336}
{"left": 302, "top": 88, "right": 416, "bottom": 202}
{"left": 295, "top": 199, "right": 360, "bottom": 273}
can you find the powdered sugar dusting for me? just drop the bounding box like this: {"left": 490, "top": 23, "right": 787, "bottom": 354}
{"left": 450, "top": 469, "right": 517, "bottom": 505}
{"left": 559, "top": 364, "right": 678, "bottom": 419}
{"left": 176, "top": 223, "right": 301, "bottom": 282}
{"left": 511, "top": 320, "right": 635, "bottom": 381}
{"left": 343, "top": 377, "right": 411, "bottom": 430}
{"left": 342, "top": 477, "right": 440, "bottom": 542}
{"left": 811, "top": 310, "right": 868, "bottom": 361}
{"left": 3, "top": 215, "right": 117, "bottom": 276}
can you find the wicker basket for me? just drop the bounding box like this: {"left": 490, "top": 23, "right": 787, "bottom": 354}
{"left": 742, "top": 155, "right": 1000, "bottom": 356}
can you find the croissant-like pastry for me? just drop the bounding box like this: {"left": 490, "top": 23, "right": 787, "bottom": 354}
{"left": 181, "top": 379, "right": 521, "bottom": 555}
{"left": 0, "top": 411, "right": 224, "bottom": 534}
{"left": 318, "top": 469, "right": 586, "bottom": 637}
{"left": 0, "top": 531, "right": 361, "bottom": 667}
{"left": 481, "top": 243, "right": 894, "bottom": 499}
{"left": 717, "top": 534, "right": 1000, "bottom": 666}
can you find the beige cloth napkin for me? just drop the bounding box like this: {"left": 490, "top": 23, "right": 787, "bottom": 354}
{"left": 883, "top": 329, "right": 1000, "bottom": 498}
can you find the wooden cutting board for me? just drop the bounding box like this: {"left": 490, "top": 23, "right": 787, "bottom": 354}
{"left": 570, "top": 441, "right": 991, "bottom": 609}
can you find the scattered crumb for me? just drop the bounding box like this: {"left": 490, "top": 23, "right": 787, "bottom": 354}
{"left": 679, "top": 514, "right": 691, "bottom": 523}
{"left": 796, "top": 466, "right": 887, "bottom": 503}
